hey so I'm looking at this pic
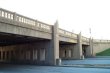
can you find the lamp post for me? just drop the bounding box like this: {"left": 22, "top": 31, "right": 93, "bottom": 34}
{"left": 89, "top": 27, "right": 94, "bottom": 57}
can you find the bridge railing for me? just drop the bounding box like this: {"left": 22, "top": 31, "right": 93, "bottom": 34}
{"left": 16, "top": 14, "right": 51, "bottom": 31}
{"left": 0, "top": 8, "right": 52, "bottom": 32}
{"left": 0, "top": 8, "right": 14, "bottom": 20}
{"left": 82, "top": 36, "right": 89, "bottom": 42}
{"left": 16, "top": 14, "right": 36, "bottom": 26}
{"left": 93, "top": 39, "right": 110, "bottom": 43}
{"left": 59, "top": 28, "right": 77, "bottom": 39}
{"left": 37, "top": 21, "right": 51, "bottom": 31}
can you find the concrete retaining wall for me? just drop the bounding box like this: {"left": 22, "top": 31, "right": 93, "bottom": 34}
{"left": 93, "top": 40, "right": 110, "bottom": 55}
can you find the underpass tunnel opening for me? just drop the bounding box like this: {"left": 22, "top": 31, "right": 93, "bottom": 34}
{"left": 59, "top": 41, "right": 76, "bottom": 60}
{"left": 82, "top": 45, "right": 89, "bottom": 58}
{"left": 0, "top": 32, "right": 51, "bottom": 65}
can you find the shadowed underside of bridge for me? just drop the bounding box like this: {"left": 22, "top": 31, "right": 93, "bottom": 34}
{"left": 0, "top": 32, "right": 47, "bottom": 46}
{"left": 0, "top": 32, "right": 54, "bottom": 65}
{"left": 59, "top": 34, "right": 92, "bottom": 60}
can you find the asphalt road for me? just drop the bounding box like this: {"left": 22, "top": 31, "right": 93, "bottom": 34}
{"left": 0, "top": 64, "right": 110, "bottom": 73}
{"left": 0, "top": 57, "right": 110, "bottom": 73}
{"left": 62, "top": 57, "right": 110, "bottom": 65}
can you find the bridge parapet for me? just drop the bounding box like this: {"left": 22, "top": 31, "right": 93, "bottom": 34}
{"left": 0, "top": 8, "right": 52, "bottom": 32}
{"left": 93, "top": 39, "right": 110, "bottom": 43}
{"left": 0, "top": 8, "right": 14, "bottom": 20}
{"left": 59, "top": 28, "right": 77, "bottom": 39}
{"left": 0, "top": 8, "right": 92, "bottom": 44}
{"left": 16, "top": 14, "right": 36, "bottom": 26}
{"left": 82, "top": 36, "right": 89, "bottom": 45}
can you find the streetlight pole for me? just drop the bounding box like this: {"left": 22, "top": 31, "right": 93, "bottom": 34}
{"left": 89, "top": 27, "right": 94, "bottom": 57}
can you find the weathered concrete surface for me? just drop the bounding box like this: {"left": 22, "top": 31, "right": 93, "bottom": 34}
{"left": 93, "top": 40, "right": 110, "bottom": 55}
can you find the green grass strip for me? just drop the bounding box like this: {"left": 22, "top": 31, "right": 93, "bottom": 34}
{"left": 96, "top": 48, "right": 110, "bottom": 56}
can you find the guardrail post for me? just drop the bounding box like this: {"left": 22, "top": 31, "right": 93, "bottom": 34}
{"left": 35, "top": 20, "right": 39, "bottom": 27}
{"left": 13, "top": 12, "right": 17, "bottom": 21}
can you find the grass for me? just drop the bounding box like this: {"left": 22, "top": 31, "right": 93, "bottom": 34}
{"left": 96, "top": 48, "right": 110, "bottom": 56}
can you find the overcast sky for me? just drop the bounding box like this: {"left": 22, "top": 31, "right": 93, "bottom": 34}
{"left": 0, "top": 0, "right": 110, "bottom": 39}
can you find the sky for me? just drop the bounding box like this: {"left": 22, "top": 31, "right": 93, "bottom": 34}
{"left": 0, "top": 0, "right": 110, "bottom": 39}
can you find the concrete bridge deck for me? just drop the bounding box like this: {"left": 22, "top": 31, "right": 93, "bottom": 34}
{"left": 0, "top": 8, "right": 90, "bottom": 44}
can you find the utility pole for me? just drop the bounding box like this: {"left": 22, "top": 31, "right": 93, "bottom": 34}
{"left": 89, "top": 27, "right": 94, "bottom": 57}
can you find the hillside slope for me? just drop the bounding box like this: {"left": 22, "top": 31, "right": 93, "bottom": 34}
{"left": 96, "top": 48, "right": 110, "bottom": 56}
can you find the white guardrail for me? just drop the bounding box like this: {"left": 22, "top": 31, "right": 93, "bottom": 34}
{"left": 59, "top": 29, "right": 77, "bottom": 39}
{"left": 0, "top": 8, "right": 51, "bottom": 31}
{"left": 0, "top": 8, "right": 92, "bottom": 41}
{"left": 82, "top": 36, "right": 89, "bottom": 42}
{"left": 93, "top": 39, "right": 110, "bottom": 43}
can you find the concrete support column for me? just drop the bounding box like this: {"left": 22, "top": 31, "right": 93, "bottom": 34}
{"left": 5, "top": 51, "right": 8, "bottom": 61}
{"left": 45, "top": 21, "right": 59, "bottom": 65}
{"left": 40, "top": 49, "right": 45, "bottom": 61}
{"left": 26, "top": 50, "right": 30, "bottom": 60}
{"left": 0, "top": 47, "right": 3, "bottom": 61}
{"left": 60, "top": 49, "right": 65, "bottom": 58}
{"left": 0, "top": 49, "right": 1, "bottom": 60}
{"left": 14, "top": 50, "right": 17, "bottom": 61}
{"left": 62, "top": 50, "right": 65, "bottom": 58}
{"left": 30, "top": 49, "right": 34, "bottom": 62}
{"left": 5, "top": 51, "right": 7, "bottom": 61}
{"left": 71, "top": 48, "right": 74, "bottom": 58}
{"left": 69, "top": 49, "right": 72, "bottom": 58}
{"left": 64, "top": 50, "right": 66, "bottom": 58}
{"left": 66, "top": 49, "right": 71, "bottom": 58}
{"left": 19, "top": 50, "right": 23, "bottom": 60}
{"left": 73, "top": 33, "right": 83, "bottom": 59}
{"left": 65, "top": 50, "right": 67, "bottom": 58}
{"left": 86, "top": 38, "right": 94, "bottom": 57}
{"left": 37, "top": 49, "right": 40, "bottom": 61}
{"left": 9, "top": 51, "right": 11, "bottom": 61}
{"left": 33, "top": 49, "right": 37, "bottom": 60}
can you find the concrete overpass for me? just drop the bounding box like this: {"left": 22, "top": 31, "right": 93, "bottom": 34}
{"left": 92, "top": 40, "right": 110, "bottom": 56}
{"left": 0, "top": 8, "right": 93, "bottom": 65}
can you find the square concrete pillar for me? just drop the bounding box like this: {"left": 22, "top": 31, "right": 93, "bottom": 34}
{"left": 9, "top": 50, "right": 11, "bottom": 61}
{"left": 59, "top": 49, "right": 65, "bottom": 58}
{"left": 37, "top": 49, "right": 40, "bottom": 61}
{"left": 33, "top": 49, "right": 37, "bottom": 60}
{"left": 86, "top": 38, "right": 94, "bottom": 57}
{"left": 40, "top": 49, "right": 45, "bottom": 61}
{"left": 66, "top": 49, "right": 71, "bottom": 58}
{"left": 72, "top": 33, "right": 83, "bottom": 59}
{"left": 45, "top": 21, "right": 59, "bottom": 65}
{"left": 0, "top": 47, "right": 3, "bottom": 61}
{"left": 30, "top": 49, "right": 34, "bottom": 61}
{"left": 26, "top": 50, "right": 30, "bottom": 60}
